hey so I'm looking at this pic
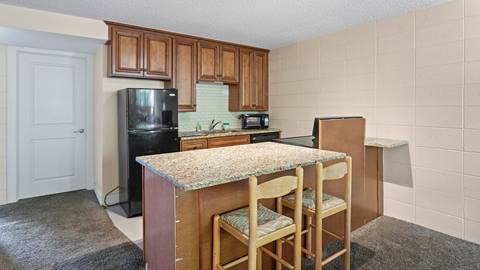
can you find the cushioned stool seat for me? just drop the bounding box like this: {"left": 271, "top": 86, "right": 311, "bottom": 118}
{"left": 221, "top": 203, "right": 293, "bottom": 238}
{"left": 283, "top": 188, "right": 345, "bottom": 211}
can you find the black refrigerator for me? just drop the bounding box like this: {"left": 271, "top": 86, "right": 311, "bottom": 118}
{"left": 118, "top": 88, "right": 180, "bottom": 217}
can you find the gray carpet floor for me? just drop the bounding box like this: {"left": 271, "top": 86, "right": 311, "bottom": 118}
{"left": 1, "top": 190, "right": 480, "bottom": 270}
{"left": 0, "top": 190, "right": 143, "bottom": 270}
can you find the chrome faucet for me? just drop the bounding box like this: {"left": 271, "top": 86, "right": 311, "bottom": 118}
{"left": 209, "top": 119, "right": 222, "bottom": 131}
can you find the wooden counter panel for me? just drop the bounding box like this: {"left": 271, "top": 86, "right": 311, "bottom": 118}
{"left": 365, "top": 147, "right": 383, "bottom": 222}
{"left": 317, "top": 118, "right": 366, "bottom": 231}
{"left": 143, "top": 168, "right": 176, "bottom": 270}
{"left": 175, "top": 189, "right": 200, "bottom": 269}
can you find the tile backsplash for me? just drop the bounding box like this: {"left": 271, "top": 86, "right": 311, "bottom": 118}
{"left": 178, "top": 83, "right": 256, "bottom": 131}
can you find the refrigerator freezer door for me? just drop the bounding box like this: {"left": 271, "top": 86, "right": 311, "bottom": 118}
{"left": 121, "top": 130, "right": 179, "bottom": 217}
{"left": 127, "top": 88, "right": 178, "bottom": 131}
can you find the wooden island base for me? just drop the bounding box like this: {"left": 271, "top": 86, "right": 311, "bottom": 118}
{"left": 142, "top": 162, "right": 383, "bottom": 270}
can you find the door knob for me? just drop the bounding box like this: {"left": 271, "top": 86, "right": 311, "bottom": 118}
{"left": 73, "top": 128, "right": 85, "bottom": 134}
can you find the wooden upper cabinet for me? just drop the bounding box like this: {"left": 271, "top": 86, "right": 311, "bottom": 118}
{"left": 197, "top": 41, "right": 239, "bottom": 83}
{"left": 197, "top": 41, "right": 219, "bottom": 82}
{"left": 229, "top": 49, "right": 269, "bottom": 111}
{"left": 253, "top": 51, "right": 268, "bottom": 111}
{"left": 219, "top": 45, "right": 239, "bottom": 84}
{"left": 110, "top": 26, "right": 144, "bottom": 77}
{"left": 107, "top": 23, "right": 266, "bottom": 109}
{"left": 108, "top": 25, "right": 172, "bottom": 79}
{"left": 171, "top": 37, "right": 197, "bottom": 112}
{"left": 238, "top": 49, "right": 254, "bottom": 110}
{"left": 144, "top": 32, "right": 172, "bottom": 79}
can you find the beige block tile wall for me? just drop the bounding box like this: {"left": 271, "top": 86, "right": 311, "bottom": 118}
{"left": 270, "top": 0, "right": 480, "bottom": 244}
{"left": 0, "top": 45, "right": 6, "bottom": 205}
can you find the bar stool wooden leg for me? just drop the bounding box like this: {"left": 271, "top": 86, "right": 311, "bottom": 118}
{"left": 294, "top": 217, "right": 302, "bottom": 270}
{"left": 248, "top": 241, "right": 257, "bottom": 270}
{"left": 315, "top": 162, "right": 323, "bottom": 270}
{"left": 315, "top": 216, "right": 322, "bottom": 270}
{"left": 275, "top": 198, "right": 283, "bottom": 270}
{"left": 212, "top": 215, "right": 221, "bottom": 270}
{"left": 306, "top": 215, "right": 313, "bottom": 258}
{"left": 257, "top": 248, "right": 263, "bottom": 270}
{"left": 293, "top": 167, "right": 304, "bottom": 270}
{"left": 344, "top": 209, "right": 351, "bottom": 270}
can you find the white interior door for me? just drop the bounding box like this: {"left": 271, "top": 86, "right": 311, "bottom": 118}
{"left": 17, "top": 51, "right": 87, "bottom": 199}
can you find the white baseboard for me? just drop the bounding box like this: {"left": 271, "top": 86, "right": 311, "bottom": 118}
{"left": 93, "top": 188, "right": 103, "bottom": 205}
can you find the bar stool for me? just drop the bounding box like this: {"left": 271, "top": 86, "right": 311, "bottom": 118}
{"left": 281, "top": 156, "right": 352, "bottom": 270}
{"left": 212, "top": 167, "right": 304, "bottom": 270}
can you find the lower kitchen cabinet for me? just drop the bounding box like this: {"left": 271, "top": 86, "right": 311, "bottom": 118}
{"left": 207, "top": 135, "right": 250, "bottom": 148}
{"left": 181, "top": 135, "right": 251, "bottom": 151}
{"left": 180, "top": 139, "right": 207, "bottom": 151}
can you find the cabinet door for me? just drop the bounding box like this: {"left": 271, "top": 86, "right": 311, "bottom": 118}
{"left": 144, "top": 32, "right": 172, "bottom": 79}
{"left": 110, "top": 26, "right": 144, "bottom": 77}
{"left": 238, "top": 49, "right": 254, "bottom": 110}
{"left": 219, "top": 45, "right": 239, "bottom": 84}
{"left": 253, "top": 51, "right": 269, "bottom": 111}
{"left": 197, "top": 41, "right": 219, "bottom": 82}
{"left": 207, "top": 135, "right": 250, "bottom": 149}
{"left": 181, "top": 139, "right": 207, "bottom": 151}
{"left": 173, "top": 37, "right": 197, "bottom": 112}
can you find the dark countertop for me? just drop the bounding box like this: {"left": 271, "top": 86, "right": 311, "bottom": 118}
{"left": 273, "top": 136, "right": 316, "bottom": 148}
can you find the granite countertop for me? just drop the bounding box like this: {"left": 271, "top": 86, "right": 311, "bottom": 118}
{"left": 179, "top": 128, "right": 281, "bottom": 140}
{"left": 273, "top": 136, "right": 408, "bottom": 149}
{"left": 136, "top": 142, "right": 345, "bottom": 191}
{"left": 365, "top": 137, "right": 408, "bottom": 148}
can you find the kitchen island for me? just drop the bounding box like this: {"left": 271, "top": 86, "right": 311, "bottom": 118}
{"left": 136, "top": 142, "right": 345, "bottom": 270}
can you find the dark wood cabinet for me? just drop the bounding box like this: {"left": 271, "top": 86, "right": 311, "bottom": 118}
{"left": 219, "top": 45, "right": 239, "bottom": 83}
{"left": 197, "top": 41, "right": 219, "bottom": 82}
{"left": 144, "top": 32, "right": 172, "bottom": 79}
{"left": 168, "top": 37, "right": 197, "bottom": 112}
{"left": 107, "top": 22, "right": 268, "bottom": 112}
{"left": 181, "top": 135, "right": 250, "bottom": 152}
{"left": 181, "top": 139, "right": 207, "bottom": 151}
{"left": 110, "top": 26, "right": 144, "bottom": 77}
{"left": 207, "top": 135, "right": 250, "bottom": 149}
{"left": 253, "top": 51, "right": 268, "bottom": 111}
{"left": 229, "top": 49, "right": 268, "bottom": 111}
{"left": 197, "top": 42, "right": 239, "bottom": 83}
{"left": 109, "top": 25, "right": 172, "bottom": 79}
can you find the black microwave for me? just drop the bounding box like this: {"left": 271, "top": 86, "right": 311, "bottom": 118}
{"left": 240, "top": 114, "right": 269, "bottom": 129}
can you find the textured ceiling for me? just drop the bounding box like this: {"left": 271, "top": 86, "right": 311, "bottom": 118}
{"left": 0, "top": 0, "right": 449, "bottom": 49}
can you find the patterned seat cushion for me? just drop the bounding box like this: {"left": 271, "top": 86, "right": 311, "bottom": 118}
{"left": 221, "top": 204, "right": 293, "bottom": 238}
{"left": 283, "top": 189, "right": 345, "bottom": 211}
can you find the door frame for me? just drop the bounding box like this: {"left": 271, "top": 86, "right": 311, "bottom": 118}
{"left": 7, "top": 46, "right": 95, "bottom": 203}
